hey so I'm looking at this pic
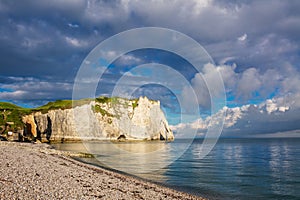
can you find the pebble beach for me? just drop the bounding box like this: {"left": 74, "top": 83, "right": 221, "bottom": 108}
{"left": 0, "top": 141, "right": 204, "bottom": 200}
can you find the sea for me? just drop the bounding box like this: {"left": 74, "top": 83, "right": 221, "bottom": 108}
{"left": 53, "top": 138, "right": 300, "bottom": 200}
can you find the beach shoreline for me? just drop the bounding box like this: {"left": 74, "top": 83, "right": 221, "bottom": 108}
{"left": 0, "top": 141, "right": 204, "bottom": 200}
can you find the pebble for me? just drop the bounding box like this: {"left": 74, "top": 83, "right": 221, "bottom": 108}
{"left": 0, "top": 141, "right": 204, "bottom": 200}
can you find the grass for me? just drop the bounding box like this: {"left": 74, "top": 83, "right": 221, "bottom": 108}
{"left": 132, "top": 99, "right": 139, "bottom": 109}
{"left": 34, "top": 98, "right": 93, "bottom": 114}
{"left": 0, "top": 102, "right": 32, "bottom": 133}
{"left": 95, "top": 96, "right": 120, "bottom": 105}
{"left": 92, "top": 105, "right": 113, "bottom": 117}
{"left": 35, "top": 100, "right": 73, "bottom": 113}
{"left": 95, "top": 96, "right": 111, "bottom": 103}
{"left": 0, "top": 96, "right": 147, "bottom": 133}
{"left": 0, "top": 102, "right": 23, "bottom": 110}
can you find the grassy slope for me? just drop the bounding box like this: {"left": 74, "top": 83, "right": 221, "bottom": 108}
{"left": 0, "top": 97, "right": 133, "bottom": 133}
{"left": 0, "top": 96, "right": 149, "bottom": 133}
{"left": 34, "top": 98, "right": 92, "bottom": 114}
{"left": 0, "top": 100, "right": 84, "bottom": 133}
{"left": 0, "top": 102, "right": 32, "bottom": 132}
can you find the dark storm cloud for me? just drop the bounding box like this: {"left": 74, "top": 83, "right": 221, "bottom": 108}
{"left": 0, "top": 0, "right": 101, "bottom": 78}
{"left": 1, "top": 0, "right": 299, "bottom": 77}
{"left": 222, "top": 106, "right": 300, "bottom": 137}
{"left": 0, "top": 76, "right": 73, "bottom": 101}
{"left": 0, "top": 0, "right": 300, "bottom": 110}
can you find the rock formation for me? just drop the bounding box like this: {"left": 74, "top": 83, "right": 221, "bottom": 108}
{"left": 22, "top": 97, "right": 174, "bottom": 142}
{"left": 22, "top": 115, "right": 37, "bottom": 138}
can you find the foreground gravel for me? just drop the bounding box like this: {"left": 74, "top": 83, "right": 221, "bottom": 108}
{"left": 0, "top": 141, "right": 204, "bottom": 200}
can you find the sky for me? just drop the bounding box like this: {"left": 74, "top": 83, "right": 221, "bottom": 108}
{"left": 0, "top": 0, "right": 300, "bottom": 137}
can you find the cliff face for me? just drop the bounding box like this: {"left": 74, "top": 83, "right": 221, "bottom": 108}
{"left": 22, "top": 97, "right": 174, "bottom": 142}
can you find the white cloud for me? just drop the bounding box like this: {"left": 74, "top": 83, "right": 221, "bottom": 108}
{"left": 219, "top": 56, "right": 235, "bottom": 65}
{"left": 0, "top": 90, "right": 27, "bottom": 99}
{"left": 172, "top": 97, "right": 300, "bottom": 137}
{"left": 0, "top": 77, "right": 73, "bottom": 101}
{"left": 181, "top": 62, "right": 300, "bottom": 110}
{"left": 216, "top": 64, "right": 237, "bottom": 90}
{"left": 192, "top": 0, "right": 213, "bottom": 14}
{"left": 84, "top": 0, "right": 129, "bottom": 24}
{"left": 261, "top": 99, "right": 289, "bottom": 114}
{"left": 219, "top": 63, "right": 299, "bottom": 103}
{"left": 238, "top": 33, "right": 247, "bottom": 41}
{"left": 173, "top": 62, "right": 300, "bottom": 137}
{"left": 65, "top": 36, "right": 88, "bottom": 47}
{"left": 182, "top": 63, "right": 228, "bottom": 109}
{"left": 0, "top": 0, "right": 299, "bottom": 135}
{"left": 68, "top": 23, "right": 79, "bottom": 28}
{"left": 236, "top": 68, "right": 261, "bottom": 100}
{"left": 117, "top": 54, "right": 142, "bottom": 66}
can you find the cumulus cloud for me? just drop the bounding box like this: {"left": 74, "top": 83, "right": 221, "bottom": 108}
{"left": 238, "top": 33, "right": 247, "bottom": 42}
{"left": 236, "top": 68, "right": 261, "bottom": 100}
{"left": 0, "top": 0, "right": 299, "bottom": 135}
{"left": 177, "top": 61, "right": 300, "bottom": 137}
{"left": 1, "top": 0, "right": 299, "bottom": 74}
{"left": 172, "top": 97, "right": 300, "bottom": 137}
{"left": 68, "top": 23, "right": 79, "bottom": 28}
{"left": 0, "top": 76, "right": 73, "bottom": 103}
{"left": 181, "top": 62, "right": 287, "bottom": 108}
{"left": 65, "top": 36, "right": 88, "bottom": 48}
{"left": 179, "top": 59, "right": 300, "bottom": 116}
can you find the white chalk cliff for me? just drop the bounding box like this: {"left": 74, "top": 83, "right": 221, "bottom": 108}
{"left": 22, "top": 97, "right": 174, "bottom": 142}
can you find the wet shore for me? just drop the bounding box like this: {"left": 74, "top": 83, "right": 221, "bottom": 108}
{"left": 0, "top": 141, "right": 204, "bottom": 200}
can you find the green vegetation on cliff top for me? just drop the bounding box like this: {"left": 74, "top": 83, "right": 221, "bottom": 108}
{"left": 35, "top": 98, "right": 92, "bottom": 113}
{"left": 0, "top": 102, "right": 24, "bottom": 110}
{"left": 0, "top": 97, "right": 145, "bottom": 133}
{"left": 0, "top": 102, "right": 32, "bottom": 132}
{"left": 0, "top": 99, "right": 94, "bottom": 133}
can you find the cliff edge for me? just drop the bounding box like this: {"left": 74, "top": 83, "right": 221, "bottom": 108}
{"left": 19, "top": 96, "right": 174, "bottom": 142}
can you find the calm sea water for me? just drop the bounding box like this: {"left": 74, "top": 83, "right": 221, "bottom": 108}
{"left": 53, "top": 138, "right": 300, "bottom": 199}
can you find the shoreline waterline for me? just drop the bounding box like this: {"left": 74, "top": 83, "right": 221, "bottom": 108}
{"left": 0, "top": 141, "right": 204, "bottom": 200}
{"left": 53, "top": 138, "right": 300, "bottom": 200}
{"left": 52, "top": 139, "right": 215, "bottom": 199}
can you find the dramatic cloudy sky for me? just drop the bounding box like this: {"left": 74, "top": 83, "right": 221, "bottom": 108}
{"left": 0, "top": 0, "right": 300, "bottom": 137}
